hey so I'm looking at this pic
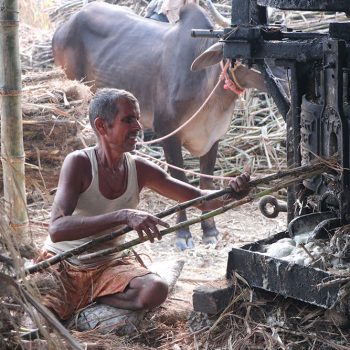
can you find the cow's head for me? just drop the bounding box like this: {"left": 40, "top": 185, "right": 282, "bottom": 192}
{"left": 191, "top": 42, "right": 267, "bottom": 92}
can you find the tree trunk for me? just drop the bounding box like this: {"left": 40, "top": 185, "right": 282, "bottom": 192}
{"left": 0, "top": 1, "right": 28, "bottom": 237}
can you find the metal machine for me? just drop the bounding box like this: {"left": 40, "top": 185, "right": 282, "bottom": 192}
{"left": 192, "top": 1, "right": 350, "bottom": 314}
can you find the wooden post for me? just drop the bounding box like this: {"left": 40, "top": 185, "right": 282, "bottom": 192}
{"left": 0, "top": 1, "right": 28, "bottom": 236}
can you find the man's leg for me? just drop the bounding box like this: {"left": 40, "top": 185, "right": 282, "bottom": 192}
{"left": 96, "top": 273, "right": 168, "bottom": 311}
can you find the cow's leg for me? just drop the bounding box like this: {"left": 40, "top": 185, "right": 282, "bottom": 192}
{"left": 162, "top": 137, "right": 194, "bottom": 250}
{"left": 199, "top": 141, "right": 220, "bottom": 245}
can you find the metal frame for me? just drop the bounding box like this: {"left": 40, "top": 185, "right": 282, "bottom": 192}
{"left": 193, "top": 0, "right": 350, "bottom": 224}
{"left": 192, "top": 0, "right": 350, "bottom": 311}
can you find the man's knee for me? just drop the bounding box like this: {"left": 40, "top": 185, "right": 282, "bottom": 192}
{"left": 135, "top": 274, "right": 169, "bottom": 309}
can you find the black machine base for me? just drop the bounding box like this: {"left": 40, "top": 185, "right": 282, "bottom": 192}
{"left": 228, "top": 232, "right": 349, "bottom": 312}
{"left": 193, "top": 232, "right": 350, "bottom": 316}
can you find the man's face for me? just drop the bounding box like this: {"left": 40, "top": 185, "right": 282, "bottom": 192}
{"left": 104, "top": 98, "right": 142, "bottom": 153}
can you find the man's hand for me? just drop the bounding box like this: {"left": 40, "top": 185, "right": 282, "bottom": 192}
{"left": 33, "top": 249, "right": 55, "bottom": 263}
{"left": 122, "top": 209, "right": 170, "bottom": 243}
{"left": 228, "top": 172, "right": 251, "bottom": 200}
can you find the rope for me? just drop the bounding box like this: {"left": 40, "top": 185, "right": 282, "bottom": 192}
{"left": 138, "top": 60, "right": 244, "bottom": 146}
{"left": 1, "top": 155, "right": 25, "bottom": 164}
{"left": 138, "top": 78, "right": 222, "bottom": 146}
{"left": 9, "top": 222, "right": 29, "bottom": 230}
{"left": 135, "top": 60, "right": 250, "bottom": 181}
{"left": 134, "top": 149, "right": 234, "bottom": 181}
{"left": 220, "top": 60, "right": 245, "bottom": 95}
{"left": 229, "top": 64, "right": 245, "bottom": 91}
{"left": 0, "top": 89, "right": 21, "bottom": 96}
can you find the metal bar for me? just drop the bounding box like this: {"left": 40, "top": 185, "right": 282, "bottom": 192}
{"left": 191, "top": 29, "right": 224, "bottom": 38}
{"left": 223, "top": 40, "right": 324, "bottom": 61}
{"left": 257, "top": 0, "right": 350, "bottom": 12}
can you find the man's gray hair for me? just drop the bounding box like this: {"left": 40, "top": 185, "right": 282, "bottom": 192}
{"left": 89, "top": 88, "right": 139, "bottom": 131}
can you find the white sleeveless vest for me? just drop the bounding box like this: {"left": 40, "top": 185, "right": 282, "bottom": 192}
{"left": 44, "top": 147, "right": 140, "bottom": 266}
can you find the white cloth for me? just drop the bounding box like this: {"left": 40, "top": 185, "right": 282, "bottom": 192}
{"left": 161, "top": 0, "right": 199, "bottom": 23}
{"left": 146, "top": 0, "right": 199, "bottom": 24}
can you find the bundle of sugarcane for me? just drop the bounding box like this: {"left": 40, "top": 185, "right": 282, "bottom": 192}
{"left": 26, "top": 160, "right": 336, "bottom": 275}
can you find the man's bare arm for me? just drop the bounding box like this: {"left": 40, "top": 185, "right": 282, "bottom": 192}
{"left": 49, "top": 152, "right": 168, "bottom": 243}
{"left": 135, "top": 156, "right": 250, "bottom": 211}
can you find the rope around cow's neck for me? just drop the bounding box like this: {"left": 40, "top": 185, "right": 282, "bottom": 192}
{"left": 138, "top": 60, "right": 242, "bottom": 146}
{"left": 220, "top": 60, "right": 245, "bottom": 94}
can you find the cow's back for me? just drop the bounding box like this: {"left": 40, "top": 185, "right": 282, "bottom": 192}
{"left": 52, "top": 2, "right": 221, "bottom": 134}
{"left": 53, "top": 3, "right": 173, "bottom": 125}
{"left": 52, "top": 3, "right": 149, "bottom": 82}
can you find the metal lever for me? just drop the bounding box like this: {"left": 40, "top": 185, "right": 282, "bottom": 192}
{"left": 191, "top": 29, "right": 224, "bottom": 38}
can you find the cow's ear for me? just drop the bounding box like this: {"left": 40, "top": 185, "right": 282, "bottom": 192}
{"left": 191, "top": 42, "right": 223, "bottom": 71}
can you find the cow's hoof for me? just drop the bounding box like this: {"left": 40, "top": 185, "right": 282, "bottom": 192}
{"left": 186, "top": 237, "right": 195, "bottom": 249}
{"left": 175, "top": 237, "right": 194, "bottom": 250}
{"left": 201, "top": 216, "right": 219, "bottom": 245}
{"left": 202, "top": 235, "right": 218, "bottom": 245}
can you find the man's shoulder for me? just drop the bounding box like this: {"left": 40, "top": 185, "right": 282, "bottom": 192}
{"left": 133, "top": 153, "right": 150, "bottom": 166}
{"left": 66, "top": 148, "right": 92, "bottom": 161}
{"left": 63, "top": 148, "right": 92, "bottom": 170}
{"left": 133, "top": 153, "right": 164, "bottom": 174}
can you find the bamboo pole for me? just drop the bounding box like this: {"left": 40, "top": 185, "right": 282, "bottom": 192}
{"left": 25, "top": 162, "right": 330, "bottom": 275}
{"left": 0, "top": 1, "right": 28, "bottom": 236}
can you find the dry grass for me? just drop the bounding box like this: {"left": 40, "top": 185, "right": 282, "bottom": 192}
{"left": 172, "top": 275, "right": 350, "bottom": 350}
{"left": 20, "top": 0, "right": 54, "bottom": 30}
{"left": 1, "top": 2, "right": 349, "bottom": 349}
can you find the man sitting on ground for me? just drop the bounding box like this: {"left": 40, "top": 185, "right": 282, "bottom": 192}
{"left": 38, "top": 88, "right": 250, "bottom": 322}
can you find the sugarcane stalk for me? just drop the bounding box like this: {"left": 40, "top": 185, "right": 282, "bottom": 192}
{"left": 25, "top": 189, "right": 230, "bottom": 274}
{"left": 25, "top": 162, "right": 331, "bottom": 274}
{"left": 78, "top": 167, "right": 328, "bottom": 261}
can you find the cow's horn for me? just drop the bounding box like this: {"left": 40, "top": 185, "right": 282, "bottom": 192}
{"left": 205, "top": 0, "right": 230, "bottom": 27}
{"left": 191, "top": 42, "right": 224, "bottom": 71}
